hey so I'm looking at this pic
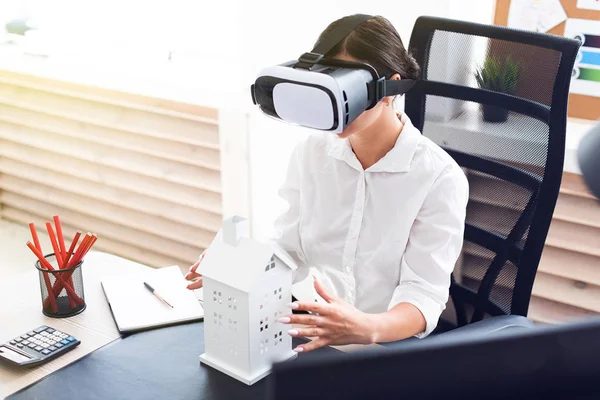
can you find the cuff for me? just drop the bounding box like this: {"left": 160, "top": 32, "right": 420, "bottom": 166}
{"left": 388, "top": 289, "right": 444, "bottom": 339}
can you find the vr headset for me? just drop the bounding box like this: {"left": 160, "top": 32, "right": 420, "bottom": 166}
{"left": 250, "top": 14, "right": 416, "bottom": 134}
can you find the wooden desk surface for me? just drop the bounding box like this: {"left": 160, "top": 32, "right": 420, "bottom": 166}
{"left": 0, "top": 251, "right": 152, "bottom": 398}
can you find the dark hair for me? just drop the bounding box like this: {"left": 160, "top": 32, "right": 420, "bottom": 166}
{"left": 315, "top": 15, "right": 420, "bottom": 80}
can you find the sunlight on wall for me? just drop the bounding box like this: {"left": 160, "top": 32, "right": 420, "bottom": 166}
{"left": 0, "top": 0, "right": 495, "bottom": 240}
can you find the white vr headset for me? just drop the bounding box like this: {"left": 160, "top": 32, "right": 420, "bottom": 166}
{"left": 250, "top": 14, "right": 416, "bottom": 134}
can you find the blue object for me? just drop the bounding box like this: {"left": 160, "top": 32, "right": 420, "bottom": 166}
{"left": 580, "top": 50, "right": 600, "bottom": 67}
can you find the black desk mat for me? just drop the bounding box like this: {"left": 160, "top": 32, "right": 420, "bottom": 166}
{"left": 7, "top": 322, "right": 339, "bottom": 400}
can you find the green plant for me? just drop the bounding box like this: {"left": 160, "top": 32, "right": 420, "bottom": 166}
{"left": 475, "top": 55, "right": 522, "bottom": 94}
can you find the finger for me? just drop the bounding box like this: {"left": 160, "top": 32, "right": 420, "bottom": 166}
{"left": 294, "top": 337, "right": 329, "bottom": 353}
{"left": 289, "top": 327, "right": 327, "bottom": 338}
{"left": 185, "top": 271, "right": 201, "bottom": 281}
{"left": 188, "top": 260, "right": 200, "bottom": 274}
{"left": 288, "top": 301, "right": 331, "bottom": 315}
{"left": 186, "top": 277, "right": 203, "bottom": 290}
{"left": 281, "top": 313, "right": 326, "bottom": 326}
{"left": 313, "top": 276, "right": 337, "bottom": 303}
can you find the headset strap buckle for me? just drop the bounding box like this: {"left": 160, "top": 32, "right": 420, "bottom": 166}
{"left": 375, "top": 77, "right": 387, "bottom": 102}
{"left": 295, "top": 52, "right": 325, "bottom": 69}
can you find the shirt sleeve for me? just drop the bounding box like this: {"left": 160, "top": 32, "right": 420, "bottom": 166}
{"left": 269, "top": 145, "right": 310, "bottom": 284}
{"left": 388, "top": 163, "right": 469, "bottom": 338}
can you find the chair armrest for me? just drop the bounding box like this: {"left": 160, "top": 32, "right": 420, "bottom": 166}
{"left": 430, "top": 315, "right": 534, "bottom": 342}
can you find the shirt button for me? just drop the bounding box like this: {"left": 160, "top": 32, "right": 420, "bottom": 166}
{"left": 346, "top": 266, "right": 351, "bottom": 272}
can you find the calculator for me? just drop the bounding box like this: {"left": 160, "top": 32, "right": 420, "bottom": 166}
{"left": 0, "top": 325, "right": 80, "bottom": 367}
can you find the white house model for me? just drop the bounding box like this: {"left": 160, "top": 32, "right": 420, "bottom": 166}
{"left": 198, "top": 215, "right": 298, "bottom": 385}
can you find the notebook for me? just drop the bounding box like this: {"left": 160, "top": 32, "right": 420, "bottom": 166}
{"left": 101, "top": 265, "right": 204, "bottom": 333}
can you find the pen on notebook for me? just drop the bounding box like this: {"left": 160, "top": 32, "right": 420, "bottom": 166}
{"left": 144, "top": 282, "right": 174, "bottom": 308}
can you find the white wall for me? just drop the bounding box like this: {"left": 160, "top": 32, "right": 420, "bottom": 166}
{"left": 244, "top": 0, "right": 497, "bottom": 240}
{"left": 0, "top": 0, "right": 497, "bottom": 240}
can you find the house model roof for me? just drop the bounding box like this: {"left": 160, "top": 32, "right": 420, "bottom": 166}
{"left": 198, "top": 221, "right": 297, "bottom": 293}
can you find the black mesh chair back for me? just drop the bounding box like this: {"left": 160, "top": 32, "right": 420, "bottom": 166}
{"left": 405, "top": 17, "right": 580, "bottom": 327}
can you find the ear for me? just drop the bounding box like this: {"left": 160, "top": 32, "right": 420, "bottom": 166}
{"left": 385, "top": 73, "right": 401, "bottom": 106}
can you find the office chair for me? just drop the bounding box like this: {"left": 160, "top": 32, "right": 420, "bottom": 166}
{"left": 404, "top": 17, "right": 580, "bottom": 335}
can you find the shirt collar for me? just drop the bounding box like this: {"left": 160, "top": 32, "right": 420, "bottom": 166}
{"left": 327, "top": 113, "right": 422, "bottom": 173}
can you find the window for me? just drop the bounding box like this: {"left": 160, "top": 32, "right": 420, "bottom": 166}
{"left": 259, "top": 339, "right": 269, "bottom": 355}
{"left": 265, "top": 256, "right": 276, "bottom": 271}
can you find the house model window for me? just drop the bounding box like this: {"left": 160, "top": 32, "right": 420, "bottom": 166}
{"left": 198, "top": 215, "right": 298, "bottom": 385}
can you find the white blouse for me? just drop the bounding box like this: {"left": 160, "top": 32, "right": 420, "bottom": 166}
{"left": 271, "top": 113, "right": 469, "bottom": 337}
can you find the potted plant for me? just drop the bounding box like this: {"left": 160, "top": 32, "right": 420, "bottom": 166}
{"left": 475, "top": 55, "right": 522, "bottom": 122}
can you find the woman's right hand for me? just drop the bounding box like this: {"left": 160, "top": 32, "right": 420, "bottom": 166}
{"left": 185, "top": 250, "right": 206, "bottom": 290}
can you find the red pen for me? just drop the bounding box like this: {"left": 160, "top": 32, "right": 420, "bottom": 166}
{"left": 53, "top": 216, "right": 67, "bottom": 266}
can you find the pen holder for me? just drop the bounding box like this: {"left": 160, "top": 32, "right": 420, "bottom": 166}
{"left": 35, "top": 253, "right": 86, "bottom": 318}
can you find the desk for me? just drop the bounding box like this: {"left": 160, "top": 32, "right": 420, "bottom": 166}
{"left": 1, "top": 251, "right": 375, "bottom": 399}
{"left": 6, "top": 321, "right": 342, "bottom": 400}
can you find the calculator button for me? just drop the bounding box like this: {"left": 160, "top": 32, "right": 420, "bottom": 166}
{"left": 46, "top": 328, "right": 55, "bottom": 334}
{"left": 17, "top": 344, "right": 24, "bottom": 349}
{"left": 60, "top": 333, "right": 68, "bottom": 339}
{"left": 47, "top": 340, "right": 56, "bottom": 346}
{"left": 14, "top": 338, "right": 22, "bottom": 343}
{"left": 48, "top": 346, "right": 57, "bottom": 352}
{"left": 41, "top": 343, "right": 50, "bottom": 349}
{"left": 28, "top": 343, "right": 37, "bottom": 349}
{"left": 55, "top": 343, "right": 64, "bottom": 349}
{"left": 27, "top": 331, "right": 36, "bottom": 337}
{"left": 66, "top": 337, "right": 76, "bottom": 343}
{"left": 20, "top": 335, "right": 29, "bottom": 340}
{"left": 60, "top": 340, "right": 70, "bottom": 345}
{"left": 40, "top": 332, "right": 49, "bottom": 337}
{"left": 22, "top": 340, "right": 30, "bottom": 346}
{"left": 41, "top": 349, "right": 51, "bottom": 355}
{"left": 9, "top": 340, "right": 16, "bottom": 345}
{"left": 34, "top": 340, "right": 43, "bottom": 346}
{"left": 33, "top": 326, "right": 48, "bottom": 333}
{"left": 34, "top": 346, "right": 43, "bottom": 352}
{"left": 33, "top": 334, "right": 42, "bottom": 340}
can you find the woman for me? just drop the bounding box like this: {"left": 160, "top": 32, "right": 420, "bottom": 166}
{"left": 186, "top": 15, "right": 469, "bottom": 353}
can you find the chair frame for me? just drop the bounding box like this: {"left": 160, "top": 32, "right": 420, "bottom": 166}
{"left": 405, "top": 17, "right": 580, "bottom": 325}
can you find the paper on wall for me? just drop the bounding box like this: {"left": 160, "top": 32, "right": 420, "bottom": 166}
{"left": 538, "top": 0, "right": 568, "bottom": 32}
{"left": 507, "top": 0, "right": 567, "bottom": 33}
{"left": 507, "top": 0, "right": 539, "bottom": 31}
{"left": 577, "top": 0, "right": 600, "bottom": 11}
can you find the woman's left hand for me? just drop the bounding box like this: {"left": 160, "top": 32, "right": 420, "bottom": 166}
{"left": 279, "top": 277, "right": 378, "bottom": 352}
